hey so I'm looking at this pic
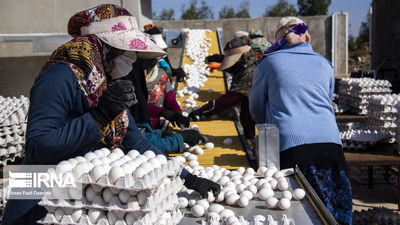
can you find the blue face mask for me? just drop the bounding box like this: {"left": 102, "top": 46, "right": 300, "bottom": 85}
{"left": 110, "top": 51, "right": 137, "bottom": 80}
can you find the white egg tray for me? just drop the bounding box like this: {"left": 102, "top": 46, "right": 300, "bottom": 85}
{"left": 77, "top": 159, "right": 182, "bottom": 191}
{"left": 38, "top": 204, "right": 182, "bottom": 225}
{"left": 0, "top": 96, "right": 29, "bottom": 126}
{"left": 349, "top": 166, "right": 396, "bottom": 185}
{"left": 0, "top": 133, "right": 25, "bottom": 147}
{"left": 367, "top": 111, "right": 397, "bottom": 121}
{"left": 367, "top": 118, "right": 397, "bottom": 128}
{"left": 0, "top": 123, "right": 26, "bottom": 136}
{"left": 40, "top": 176, "right": 183, "bottom": 213}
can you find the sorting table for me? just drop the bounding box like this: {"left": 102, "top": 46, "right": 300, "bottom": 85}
{"left": 344, "top": 144, "right": 400, "bottom": 210}
{"left": 179, "top": 170, "right": 333, "bottom": 224}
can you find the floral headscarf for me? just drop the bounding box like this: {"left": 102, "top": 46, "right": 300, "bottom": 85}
{"left": 42, "top": 4, "right": 132, "bottom": 149}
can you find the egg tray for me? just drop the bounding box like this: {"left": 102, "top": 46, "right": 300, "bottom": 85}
{"left": 40, "top": 177, "right": 182, "bottom": 214}
{"left": 0, "top": 144, "right": 24, "bottom": 156}
{"left": 200, "top": 214, "right": 295, "bottom": 225}
{"left": 367, "top": 119, "right": 397, "bottom": 128}
{"left": 38, "top": 200, "right": 182, "bottom": 225}
{"left": 0, "top": 133, "right": 25, "bottom": 147}
{"left": 349, "top": 166, "right": 397, "bottom": 185}
{"left": 367, "top": 111, "right": 397, "bottom": 121}
{"left": 0, "top": 148, "right": 24, "bottom": 166}
{"left": 0, "top": 123, "right": 26, "bottom": 136}
{"left": 0, "top": 100, "right": 29, "bottom": 126}
{"left": 78, "top": 160, "right": 183, "bottom": 191}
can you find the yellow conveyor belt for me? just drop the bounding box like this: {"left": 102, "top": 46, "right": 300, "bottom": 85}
{"left": 169, "top": 31, "right": 249, "bottom": 170}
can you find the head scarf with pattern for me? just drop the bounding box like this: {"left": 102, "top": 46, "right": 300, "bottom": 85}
{"left": 41, "top": 4, "right": 132, "bottom": 149}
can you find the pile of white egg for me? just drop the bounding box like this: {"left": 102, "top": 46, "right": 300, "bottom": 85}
{"left": 365, "top": 94, "right": 400, "bottom": 143}
{"left": 38, "top": 148, "right": 185, "bottom": 225}
{"left": 201, "top": 214, "right": 295, "bottom": 225}
{"left": 177, "top": 161, "right": 304, "bottom": 223}
{"left": 177, "top": 29, "right": 211, "bottom": 113}
{"left": 338, "top": 78, "right": 392, "bottom": 115}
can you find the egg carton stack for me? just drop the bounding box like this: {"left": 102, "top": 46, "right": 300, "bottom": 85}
{"left": 177, "top": 29, "right": 211, "bottom": 114}
{"left": 394, "top": 103, "right": 400, "bottom": 146}
{"left": 340, "top": 129, "right": 392, "bottom": 150}
{"left": 176, "top": 155, "right": 302, "bottom": 224}
{"left": 366, "top": 94, "right": 400, "bottom": 143}
{"left": 332, "top": 93, "right": 348, "bottom": 114}
{"left": 338, "top": 78, "right": 392, "bottom": 115}
{"left": 38, "top": 148, "right": 185, "bottom": 225}
{"left": 353, "top": 207, "right": 400, "bottom": 225}
{"left": 0, "top": 95, "right": 29, "bottom": 166}
{"left": 348, "top": 166, "right": 396, "bottom": 184}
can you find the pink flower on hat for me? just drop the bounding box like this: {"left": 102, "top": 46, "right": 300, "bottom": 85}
{"left": 129, "top": 38, "right": 148, "bottom": 50}
{"left": 111, "top": 22, "right": 127, "bottom": 31}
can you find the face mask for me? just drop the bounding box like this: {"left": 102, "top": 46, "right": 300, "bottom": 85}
{"left": 109, "top": 51, "right": 137, "bottom": 80}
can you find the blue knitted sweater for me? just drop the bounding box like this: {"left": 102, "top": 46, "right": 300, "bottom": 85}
{"left": 249, "top": 42, "right": 342, "bottom": 151}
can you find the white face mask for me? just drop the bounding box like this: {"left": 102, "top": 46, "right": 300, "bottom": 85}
{"left": 109, "top": 51, "right": 137, "bottom": 80}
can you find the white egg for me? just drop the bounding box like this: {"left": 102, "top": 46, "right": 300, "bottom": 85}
{"left": 90, "top": 158, "right": 103, "bottom": 166}
{"left": 112, "top": 148, "right": 124, "bottom": 156}
{"left": 67, "top": 158, "right": 78, "bottom": 167}
{"left": 140, "top": 162, "right": 154, "bottom": 173}
{"left": 127, "top": 150, "right": 140, "bottom": 159}
{"left": 216, "top": 191, "right": 225, "bottom": 203}
{"left": 55, "top": 161, "right": 72, "bottom": 175}
{"left": 188, "top": 160, "right": 199, "bottom": 168}
{"left": 257, "top": 167, "right": 268, "bottom": 176}
{"left": 179, "top": 197, "right": 189, "bottom": 208}
{"left": 187, "top": 154, "right": 198, "bottom": 161}
{"left": 264, "top": 169, "right": 274, "bottom": 178}
{"left": 54, "top": 208, "right": 64, "bottom": 221}
{"left": 90, "top": 165, "right": 106, "bottom": 182}
{"left": 72, "top": 161, "right": 91, "bottom": 179}
{"left": 278, "top": 198, "right": 291, "bottom": 210}
{"left": 85, "top": 186, "right": 96, "bottom": 202}
{"left": 247, "top": 185, "right": 257, "bottom": 195}
{"left": 237, "top": 196, "right": 249, "bottom": 207}
{"left": 207, "top": 191, "right": 216, "bottom": 203}
{"left": 240, "top": 190, "right": 253, "bottom": 200}
{"left": 258, "top": 188, "right": 274, "bottom": 200}
{"left": 208, "top": 203, "right": 224, "bottom": 214}
{"left": 156, "top": 154, "right": 168, "bottom": 165}
{"left": 189, "top": 199, "right": 197, "bottom": 207}
{"left": 71, "top": 209, "right": 83, "bottom": 222}
{"left": 293, "top": 188, "right": 306, "bottom": 200}
{"left": 148, "top": 157, "right": 161, "bottom": 169}
{"left": 218, "top": 176, "right": 230, "bottom": 186}
{"left": 245, "top": 168, "right": 255, "bottom": 176}
{"left": 236, "top": 167, "right": 245, "bottom": 175}
{"left": 84, "top": 152, "right": 97, "bottom": 161}
{"left": 191, "top": 204, "right": 205, "bottom": 217}
{"left": 143, "top": 150, "right": 156, "bottom": 159}
{"left": 265, "top": 197, "right": 279, "bottom": 209}
{"left": 88, "top": 209, "right": 103, "bottom": 223}
{"left": 108, "top": 152, "right": 120, "bottom": 161}
{"left": 108, "top": 166, "right": 125, "bottom": 184}
{"left": 182, "top": 152, "right": 191, "bottom": 158}
{"left": 102, "top": 188, "right": 114, "bottom": 203}
{"left": 100, "top": 157, "right": 111, "bottom": 165}
{"left": 226, "top": 194, "right": 239, "bottom": 205}
{"left": 255, "top": 179, "right": 267, "bottom": 189}
{"left": 277, "top": 180, "right": 289, "bottom": 191}
{"left": 68, "top": 186, "right": 82, "bottom": 199}
{"left": 273, "top": 171, "right": 284, "bottom": 179}
{"left": 197, "top": 199, "right": 210, "bottom": 210}
{"left": 269, "top": 179, "right": 278, "bottom": 190}
{"left": 175, "top": 156, "right": 186, "bottom": 164}
{"left": 137, "top": 190, "right": 147, "bottom": 205}
{"left": 204, "top": 142, "right": 214, "bottom": 149}
{"left": 102, "top": 164, "right": 112, "bottom": 174}
{"left": 219, "top": 209, "right": 235, "bottom": 219}
{"left": 223, "top": 138, "right": 233, "bottom": 145}
{"left": 118, "top": 190, "right": 131, "bottom": 204}
{"left": 282, "top": 190, "right": 292, "bottom": 200}
{"left": 236, "top": 183, "right": 246, "bottom": 193}
{"left": 101, "top": 148, "right": 111, "bottom": 156}
{"left": 193, "top": 146, "right": 204, "bottom": 155}
{"left": 94, "top": 149, "right": 105, "bottom": 158}
{"left": 190, "top": 124, "right": 199, "bottom": 130}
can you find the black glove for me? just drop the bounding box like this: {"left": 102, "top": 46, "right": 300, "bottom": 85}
{"left": 172, "top": 68, "right": 186, "bottom": 82}
{"left": 184, "top": 174, "right": 221, "bottom": 199}
{"left": 160, "top": 109, "right": 190, "bottom": 128}
{"left": 188, "top": 109, "right": 203, "bottom": 121}
{"left": 205, "top": 54, "right": 224, "bottom": 63}
{"left": 90, "top": 80, "right": 137, "bottom": 127}
{"left": 178, "top": 130, "right": 205, "bottom": 146}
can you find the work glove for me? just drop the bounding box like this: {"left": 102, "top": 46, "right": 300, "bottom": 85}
{"left": 205, "top": 54, "right": 224, "bottom": 63}
{"left": 171, "top": 68, "right": 186, "bottom": 82}
{"left": 184, "top": 173, "right": 221, "bottom": 199}
{"left": 178, "top": 130, "right": 205, "bottom": 146}
{"left": 90, "top": 80, "right": 137, "bottom": 127}
{"left": 160, "top": 109, "right": 190, "bottom": 128}
{"left": 188, "top": 109, "right": 203, "bottom": 121}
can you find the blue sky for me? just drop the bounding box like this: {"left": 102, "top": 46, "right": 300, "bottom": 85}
{"left": 152, "top": 0, "right": 371, "bottom": 37}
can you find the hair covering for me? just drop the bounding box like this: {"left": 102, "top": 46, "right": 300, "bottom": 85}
{"left": 68, "top": 4, "right": 166, "bottom": 59}
{"left": 144, "top": 24, "right": 168, "bottom": 49}
{"left": 42, "top": 4, "right": 151, "bottom": 149}
{"left": 233, "top": 30, "right": 249, "bottom": 38}
{"left": 219, "top": 36, "right": 251, "bottom": 71}
{"left": 248, "top": 28, "right": 264, "bottom": 39}
{"left": 275, "top": 16, "right": 306, "bottom": 38}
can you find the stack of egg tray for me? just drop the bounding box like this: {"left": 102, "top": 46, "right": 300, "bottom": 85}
{"left": 0, "top": 123, "right": 26, "bottom": 166}
{"left": 366, "top": 95, "right": 400, "bottom": 143}
{"left": 38, "top": 149, "right": 184, "bottom": 225}
{"left": 338, "top": 78, "right": 392, "bottom": 115}
{"left": 201, "top": 214, "right": 295, "bottom": 225}
{"left": 394, "top": 103, "right": 400, "bottom": 147}
{"left": 0, "top": 96, "right": 29, "bottom": 126}
{"left": 349, "top": 166, "right": 396, "bottom": 184}
{"left": 340, "top": 129, "right": 391, "bottom": 150}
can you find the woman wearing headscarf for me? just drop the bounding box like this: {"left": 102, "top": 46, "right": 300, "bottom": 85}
{"left": 189, "top": 32, "right": 270, "bottom": 147}
{"left": 2, "top": 5, "right": 219, "bottom": 225}
{"left": 249, "top": 17, "right": 352, "bottom": 225}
